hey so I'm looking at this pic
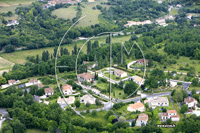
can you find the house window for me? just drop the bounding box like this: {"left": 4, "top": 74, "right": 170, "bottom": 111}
{"left": 165, "top": 103, "right": 167, "bottom": 104}
{"left": 158, "top": 103, "right": 160, "bottom": 105}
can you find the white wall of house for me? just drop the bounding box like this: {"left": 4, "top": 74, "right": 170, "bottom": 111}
{"left": 186, "top": 101, "right": 197, "bottom": 108}
{"left": 171, "top": 117, "right": 180, "bottom": 121}
{"left": 63, "top": 89, "right": 72, "bottom": 95}
{"left": 45, "top": 92, "right": 54, "bottom": 96}
{"left": 127, "top": 106, "right": 145, "bottom": 112}
{"left": 136, "top": 120, "right": 147, "bottom": 127}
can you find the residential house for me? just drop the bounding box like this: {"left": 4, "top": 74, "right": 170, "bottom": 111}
{"left": 57, "top": 96, "right": 75, "bottom": 105}
{"left": 8, "top": 79, "right": 20, "bottom": 85}
{"left": 165, "top": 15, "right": 174, "bottom": 20}
{"left": 124, "top": 20, "right": 153, "bottom": 27}
{"left": 136, "top": 113, "right": 148, "bottom": 126}
{"left": 148, "top": 97, "right": 169, "bottom": 109}
{"left": 33, "top": 95, "right": 42, "bottom": 103}
{"left": 176, "top": 4, "right": 182, "bottom": 8}
{"left": 131, "top": 76, "right": 144, "bottom": 85}
{"left": 114, "top": 69, "right": 127, "bottom": 78}
{"left": 6, "top": 20, "right": 19, "bottom": 26}
{"left": 184, "top": 97, "right": 198, "bottom": 108}
{"left": 80, "top": 94, "right": 96, "bottom": 105}
{"left": 62, "top": 84, "right": 73, "bottom": 95}
{"left": 1, "top": 79, "right": 20, "bottom": 89}
{"left": 155, "top": 18, "right": 168, "bottom": 26}
{"left": 83, "top": 61, "right": 97, "bottom": 69}
{"left": 25, "top": 79, "right": 41, "bottom": 87}
{"left": 160, "top": 110, "right": 180, "bottom": 121}
{"left": 137, "top": 59, "right": 149, "bottom": 66}
{"left": 44, "top": 88, "right": 54, "bottom": 97}
{"left": 78, "top": 73, "right": 95, "bottom": 82}
{"left": 127, "top": 102, "right": 145, "bottom": 112}
{"left": 37, "top": 83, "right": 43, "bottom": 88}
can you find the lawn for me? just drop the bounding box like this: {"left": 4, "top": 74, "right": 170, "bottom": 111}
{"left": 25, "top": 129, "right": 47, "bottom": 133}
{"left": 171, "top": 9, "right": 178, "bottom": 16}
{"left": 52, "top": 0, "right": 110, "bottom": 27}
{"left": 0, "top": 41, "right": 87, "bottom": 64}
{"left": 0, "top": 0, "right": 36, "bottom": 6}
{"left": 52, "top": 6, "right": 77, "bottom": 20}
{"left": 75, "top": 103, "right": 104, "bottom": 111}
{"left": 95, "top": 81, "right": 127, "bottom": 99}
{"left": 156, "top": 48, "right": 200, "bottom": 73}
{"left": 188, "top": 86, "right": 200, "bottom": 91}
{"left": 72, "top": 110, "right": 108, "bottom": 124}
{"left": 0, "top": 57, "right": 14, "bottom": 69}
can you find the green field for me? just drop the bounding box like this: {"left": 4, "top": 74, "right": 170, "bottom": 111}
{"left": 0, "top": 34, "right": 133, "bottom": 65}
{"left": 25, "top": 129, "right": 47, "bottom": 133}
{"left": 171, "top": 9, "right": 178, "bottom": 16}
{"left": 0, "top": 0, "right": 36, "bottom": 6}
{"left": 0, "top": 41, "right": 87, "bottom": 64}
{"left": 52, "top": 6, "right": 77, "bottom": 20}
{"left": 52, "top": 0, "right": 110, "bottom": 27}
{"left": 156, "top": 47, "right": 200, "bottom": 73}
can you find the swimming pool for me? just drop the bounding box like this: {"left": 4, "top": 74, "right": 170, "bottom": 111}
{"left": 193, "top": 111, "right": 200, "bottom": 116}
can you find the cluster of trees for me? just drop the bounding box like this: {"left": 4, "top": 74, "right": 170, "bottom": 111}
{"left": 171, "top": 89, "right": 188, "bottom": 102}
{"left": 102, "top": 0, "right": 168, "bottom": 22}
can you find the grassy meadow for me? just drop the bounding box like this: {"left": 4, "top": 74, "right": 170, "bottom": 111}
{"left": 52, "top": 0, "right": 110, "bottom": 27}
{"left": 0, "top": 0, "right": 36, "bottom": 6}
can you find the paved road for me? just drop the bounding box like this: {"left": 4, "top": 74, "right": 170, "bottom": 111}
{"left": 117, "top": 92, "right": 171, "bottom": 103}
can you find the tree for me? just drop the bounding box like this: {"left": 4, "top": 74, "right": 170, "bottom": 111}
{"left": 11, "top": 119, "right": 26, "bottom": 133}
{"left": 108, "top": 115, "right": 116, "bottom": 123}
{"left": 95, "top": 99, "right": 102, "bottom": 106}
{"left": 193, "top": 94, "right": 199, "bottom": 102}
{"left": 91, "top": 110, "right": 97, "bottom": 117}
{"left": 87, "top": 41, "right": 91, "bottom": 54}
{"left": 0, "top": 77, "right": 6, "bottom": 85}
{"left": 36, "top": 54, "right": 40, "bottom": 64}
{"left": 173, "top": 90, "right": 183, "bottom": 102}
{"left": 75, "top": 101, "right": 80, "bottom": 108}
{"left": 124, "top": 81, "right": 138, "bottom": 95}
{"left": 192, "top": 89, "right": 197, "bottom": 95}
{"left": 192, "top": 78, "right": 199, "bottom": 86}
{"left": 119, "top": 116, "right": 126, "bottom": 122}
{"left": 59, "top": 123, "right": 67, "bottom": 133}
{"left": 180, "top": 105, "right": 188, "bottom": 114}
{"left": 181, "top": 89, "right": 188, "bottom": 99}
{"left": 4, "top": 44, "right": 15, "bottom": 53}
{"left": 166, "top": 119, "right": 172, "bottom": 125}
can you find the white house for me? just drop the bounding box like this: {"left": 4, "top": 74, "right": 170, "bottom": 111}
{"left": 83, "top": 61, "right": 97, "bottom": 69}
{"left": 44, "top": 88, "right": 54, "bottom": 97}
{"left": 131, "top": 76, "right": 144, "bottom": 85}
{"left": 6, "top": 20, "right": 19, "bottom": 26}
{"left": 136, "top": 59, "right": 149, "bottom": 66}
{"left": 57, "top": 96, "right": 75, "bottom": 105}
{"left": 136, "top": 113, "right": 148, "bottom": 127}
{"left": 148, "top": 97, "right": 169, "bottom": 109}
{"left": 184, "top": 97, "right": 198, "bottom": 108}
{"left": 62, "top": 84, "right": 73, "bottom": 95}
{"left": 127, "top": 102, "right": 145, "bottom": 112}
{"left": 25, "top": 79, "right": 41, "bottom": 87}
{"left": 114, "top": 69, "right": 127, "bottom": 78}
{"left": 80, "top": 94, "right": 96, "bottom": 105}
{"left": 78, "top": 73, "right": 95, "bottom": 82}
{"left": 1, "top": 79, "right": 20, "bottom": 89}
{"left": 160, "top": 110, "right": 180, "bottom": 122}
